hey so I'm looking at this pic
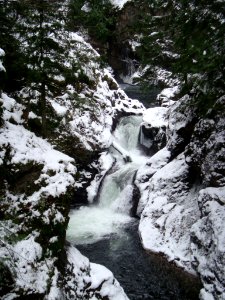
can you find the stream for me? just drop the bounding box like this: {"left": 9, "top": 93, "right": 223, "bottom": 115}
{"left": 118, "top": 83, "right": 160, "bottom": 108}
{"left": 67, "top": 113, "right": 202, "bottom": 299}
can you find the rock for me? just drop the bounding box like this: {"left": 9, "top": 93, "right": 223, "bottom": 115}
{"left": 137, "top": 95, "right": 225, "bottom": 299}
{"left": 64, "top": 246, "right": 129, "bottom": 300}
{"left": 191, "top": 187, "right": 225, "bottom": 300}
{"left": 185, "top": 96, "right": 225, "bottom": 187}
{"left": 140, "top": 107, "right": 168, "bottom": 153}
{"left": 166, "top": 94, "right": 198, "bottom": 159}
{"left": 138, "top": 153, "right": 200, "bottom": 273}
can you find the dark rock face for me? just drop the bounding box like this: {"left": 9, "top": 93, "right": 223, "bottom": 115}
{"left": 166, "top": 95, "right": 198, "bottom": 159}
{"left": 185, "top": 96, "right": 225, "bottom": 187}
{"left": 0, "top": 261, "right": 14, "bottom": 297}
{"left": 185, "top": 97, "right": 225, "bottom": 299}
{"left": 108, "top": 2, "right": 144, "bottom": 78}
{"left": 141, "top": 124, "right": 167, "bottom": 153}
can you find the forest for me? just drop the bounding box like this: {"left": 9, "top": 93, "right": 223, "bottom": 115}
{"left": 0, "top": 1, "right": 224, "bottom": 299}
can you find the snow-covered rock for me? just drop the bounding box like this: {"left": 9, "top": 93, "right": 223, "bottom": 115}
{"left": 185, "top": 96, "right": 225, "bottom": 187}
{"left": 135, "top": 147, "right": 171, "bottom": 215}
{"left": 0, "top": 92, "right": 78, "bottom": 298}
{"left": 137, "top": 94, "right": 225, "bottom": 299}
{"left": 140, "top": 107, "right": 168, "bottom": 152}
{"left": 157, "top": 86, "right": 179, "bottom": 107}
{"left": 65, "top": 246, "right": 129, "bottom": 300}
{"left": 167, "top": 94, "right": 197, "bottom": 158}
{"left": 138, "top": 153, "right": 200, "bottom": 273}
{"left": 191, "top": 187, "right": 225, "bottom": 300}
{"left": 186, "top": 97, "right": 225, "bottom": 299}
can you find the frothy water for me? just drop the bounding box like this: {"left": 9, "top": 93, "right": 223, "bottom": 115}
{"left": 66, "top": 114, "right": 202, "bottom": 299}
{"left": 67, "top": 116, "right": 148, "bottom": 245}
{"left": 67, "top": 206, "right": 132, "bottom": 245}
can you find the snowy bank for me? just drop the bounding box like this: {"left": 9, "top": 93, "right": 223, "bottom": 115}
{"left": 137, "top": 95, "right": 225, "bottom": 299}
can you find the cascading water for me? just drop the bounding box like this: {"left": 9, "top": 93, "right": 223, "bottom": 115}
{"left": 67, "top": 115, "right": 148, "bottom": 245}
{"left": 66, "top": 115, "right": 201, "bottom": 300}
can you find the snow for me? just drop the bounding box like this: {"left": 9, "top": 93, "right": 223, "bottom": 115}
{"left": 67, "top": 246, "right": 128, "bottom": 299}
{"left": 191, "top": 186, "right": 225, "bottom": 299}
{"left": 50, "top": 100, "right": 68, "bottom": 116}
{"left": 0, "top": 235, "right": 53, "bottom": 295}
{"left": 81, "top": 3, "right": 91, "bottom": 12}
{"left": 138, "top": 153, "right": 200, "bottom": 273}
{"left": 1, "top": 93, "right": 24, "bottom": 124}
{"left": 110, "top": 0, "right": 131, "bottom": 9}
{"left": 0, "top": 47, "right": 6, "bottom": 72}
{"left": 0, "top": 122, "right": 76, "bottom": 199}
{"left": 90, "top": 263, "right": 128, "bottom": 300}
{"left": 142, "top": 107, "right": 168, "bottom": 128}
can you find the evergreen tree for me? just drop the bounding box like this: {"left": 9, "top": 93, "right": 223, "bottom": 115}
{"left": 69, "top": 0, "right": 117, "bottom": 43}
{"left": 136, "top": 0, "right": 225, "bottom": 110}
{"left": 17, "top": 0, "right": 71, "bottom": 137}
{"left": 171, "top": 0, "right": 225, "bottom": 102}
{"left": 0, "top": 0, "right": 27, "bottom": 92}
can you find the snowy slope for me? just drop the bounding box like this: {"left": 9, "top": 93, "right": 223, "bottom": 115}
{"left": 0, "top": 26, "right": 145, "bottom": 298}
{"left": 137, "top": 94, "right": 225, "bottom": 300}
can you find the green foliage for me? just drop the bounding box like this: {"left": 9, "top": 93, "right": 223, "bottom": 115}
{"left": 135, "top": 0, "right": 225, "bottom": 110}
{"left": 0, "top": 1, "right": 27, "bottom": 92}
{"left": 69, "top": 0, "right": 117, "bottom": 43}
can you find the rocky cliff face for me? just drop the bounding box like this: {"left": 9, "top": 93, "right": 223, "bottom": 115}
{"left": 0, "top": 31, "right": 144, "bottom": 298}
{"left": 137, "top": 94, "right": 225, "bottom": 300}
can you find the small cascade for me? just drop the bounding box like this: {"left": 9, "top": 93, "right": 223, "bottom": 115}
{"left": 66, "top": 95, "right": 202, "bottom": 300}
{"left": 67, "top": 115, "right": 148, "bottom": 245}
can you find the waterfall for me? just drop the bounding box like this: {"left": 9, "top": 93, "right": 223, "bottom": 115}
{"left": 67, "top": 115, "right": 148, "bottom": 245}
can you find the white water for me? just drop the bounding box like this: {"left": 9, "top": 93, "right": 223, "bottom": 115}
{"left": 67, "top": 116, "right": 148, "bottom": 245}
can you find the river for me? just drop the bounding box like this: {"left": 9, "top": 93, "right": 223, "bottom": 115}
{"left": 67, "top": 111, "right": 202, "bottom": 299}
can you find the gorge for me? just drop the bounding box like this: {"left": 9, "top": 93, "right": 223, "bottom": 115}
{"left": 67, "top": 112, "right": 202, "bottom": 299}
{"left": 0, "top": 1, "right": 224, "bottom": 299}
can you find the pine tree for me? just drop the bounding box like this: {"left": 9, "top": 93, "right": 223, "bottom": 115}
{"left": 0, "top": 0, "right": 27, "bottom": 92}
{"left": 17, "top": 0, "right": 71, "bottom": 137}
{"left": 136, "top": 0, "right": 225, "bottom": 109}
{"left": 69, "top": 0, "right": 117, "bottom": 43}
{"left": 166, "top": 0, "right": 225, "bottom": 112}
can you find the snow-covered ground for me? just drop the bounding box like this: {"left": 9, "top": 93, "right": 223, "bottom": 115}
{"left": 136, "top": 94, "right": 225, "bottom": 300}
{"left": 0, "top": 28, "right": 145, "bottom": 298}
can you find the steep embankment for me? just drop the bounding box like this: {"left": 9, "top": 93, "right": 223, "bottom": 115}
{"left": 136, "top": 88, "right": 225, "bottom": 300}
{"left": 0, "top": 31, "right": 144, "bottom": 299}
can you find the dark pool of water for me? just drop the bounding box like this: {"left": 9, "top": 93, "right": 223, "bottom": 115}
{"left": 76, "top": 221, "right": 202, "bottom": 300}
{"left": 119, "top": 83, "right": 161, "bottom": 108}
